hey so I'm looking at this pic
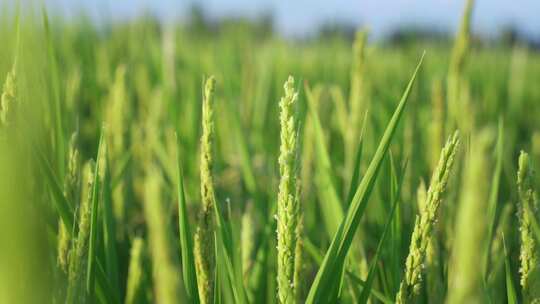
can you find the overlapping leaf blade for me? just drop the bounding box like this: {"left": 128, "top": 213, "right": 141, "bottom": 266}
{"left": 306, "top": 53, "right": 425, "bottom": 303}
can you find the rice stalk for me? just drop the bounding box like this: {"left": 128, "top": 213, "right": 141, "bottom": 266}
{"left": 276, "top": 76, "right": 301, "bottom": 304}
{"left": 346, "top": 29, "right": 368, "bottom": 183}
{"left": 517, "top": 151, "right": 540, "bottom": 302}
{"left": 396, "top": 131, "right": 460, "bottom": 303}
{"left": 304, "top": 83, "right": 343, "bottom": 237}
{"left": 125, "top": 237, "right": 145, "bottom": 304}
{"left": 143, "top": 168, "right": 185, "bottom": 303}
{"left": 106, "top": 65, "right": 128, "bottom": 224}
{"left": 446, "top": 130, "right": 492, "bottom": 304}
{"left": 241, "top": 202, "right": 256, "bottom": 282}
{"left": 429, "top": 79, "right": 445, "bottom": 170}
{"left": 447, "top": 0, "right": 474, "bottom": 129}
{"left": 194, "top": 76, "right": 217, "bottom": 304}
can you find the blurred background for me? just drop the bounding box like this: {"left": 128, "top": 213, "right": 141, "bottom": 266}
{"left": 43, "top": 0, "right": 540, "bottom": 45}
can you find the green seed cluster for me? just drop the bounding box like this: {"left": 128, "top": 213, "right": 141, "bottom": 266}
{"left": 57, "top": 134, "right": 80, "bottom": 272}
{"left": 66, "top": 161, "right": 95, "bottom": 303}
{"left": 1, "top": 66, "right": 17, "bottom": 127}
{"left": 517, "top": 151, "right": 540, "bottom": 302}
{"left": 194, "top": 76, "right": 217, "bottom": 304}
{"left": 447, "top": 0, "right": 474, "bottom": 130}
{"left": 277, "top": 76, "right": 301, "bottom": 304}
{"left": 6, "top": 2, "right": 540, "bottom": 303}
{"left": 396, "top": 131, "right": 460, "bottom": 303}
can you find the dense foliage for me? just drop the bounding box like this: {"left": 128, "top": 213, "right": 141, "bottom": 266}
{"left": 1, "top": 2, "right": 540, "bottom": 303}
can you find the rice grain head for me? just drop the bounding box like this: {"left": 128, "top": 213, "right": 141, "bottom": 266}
{"left": 1, "top": 65, "right": 17, "bottom": 128}
{"left": 194, "top": 76, "right": 217, "bottom": 304}
{"left": 349, "top": 29, "right": 368, "bottom": 126}
{"left": 57, "top": 133, "right": 81, "bottom": 272}
{"left": 517, "top": 151, "right": 540, "bottom": 302}
{"left": 277, "top": 76, "right": 301, "bottom": 304}
{"left": 429, "top": 79, "right": 445, "bottom": 170}
{"left": 415, "top": 180, "right": 445, "bottom": 303}
{"left": 106, "top": 65, "right": 128, "bottom": 224}
{"left": 66, "top": 160, "right": 95, "bottom": 303}
{"left": 57, "top": 220, "right": 70, "bottom": 273}
{"left": 447, "top": 0, "right": 474, "bottom": 128}
{"left": 346, "top": 29, "right": 368, "bottom": 178}
{"left": 396, "top": 131, "right": 460, "bottom": 304}
{"left": 293, "top": 215, "right": 304, "bottom": 303}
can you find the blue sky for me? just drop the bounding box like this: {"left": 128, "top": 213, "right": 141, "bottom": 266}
{"left": 45, "top": 0, "right": 540, "bottom": 39}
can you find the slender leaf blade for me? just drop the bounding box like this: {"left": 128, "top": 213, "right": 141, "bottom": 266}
{"left": 304, "top": 83, "right": 344, "bottom": 237}
{"left": 359, "top": 160, "right": 407, "bottom": 303}
{"left": 86, "top": 128, "right": 105, "bottom": 299}
{"left": 175, "top": 133, "right": 199, "bottom": 303}
{"left": 502, "top": 234, "right": 518, "bottom": 304}
{"left": 101, "top": 142, "right": 120, "bottom": 299}
{"left": 305, "top": 53, "right": 425, "bottom": 303}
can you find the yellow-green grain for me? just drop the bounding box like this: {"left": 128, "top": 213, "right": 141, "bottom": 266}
{"left": 194, "top": 76, "right": 217, "bottom": 304}
{"left": 1, "top": 65, "right": 17, "bottom": 128}
{"left": 517, "top": 151, "right": 540, "bottom": 302}
{"left": 276, "top": 76, "right": 301, "bottom": 304}
{"left": 396, "top": 131, "right": 460, "bottom": 303}
{"left": 447, "top": 0, "right": 474, "bottom": 129}
{"left": 66, "top": 161, "right": 95, "bottom": 303}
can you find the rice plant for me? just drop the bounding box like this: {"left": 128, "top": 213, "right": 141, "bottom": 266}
{"left": 0, "top": 1, "right": 539, "bottom": 304}
{"left": 447, "top": 130, "right": 492, "bottom": 303}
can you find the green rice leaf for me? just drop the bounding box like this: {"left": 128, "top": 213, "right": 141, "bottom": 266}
{"left": 35, "top": 146, "right": 74, "bottom": 232}
{"left": 305, "top": 52, "right": 425, "bottom": 304}
{"left": 86, "top": 127, "right": 105, "bottom": 299}
{"left": 101, "top": 140, "right": 120, "bottom": 299}
{"left": 345, "top": 113, "right": 367, "bottom": 206}
{"left": 213, "top": 199, "right": 248, "bottom": 304}
{"left": 226, "top": 99, "right": 257, "bottom": 195}
{"left": 359, "top": 160, "right": 407, "bottom": 304}
{"left": 503, "top": 234, "right": 518, "bottom": 304}
{"left": 302, "top": 237, "right": 392, "bottom": 304}
{"left": 175, "top": 133, "right": 199, "bottom": 303}
{"left": 304, "top": 83, "right": 344, "bottom": 237}
{"left": 41, "top": 6, "right": 65, "bottom": 179}
{"left": 111, "top": 152, "right": 132, "bottom": 191}
{"left": 484, "top": 117, "right": 504, "bottom": 279}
